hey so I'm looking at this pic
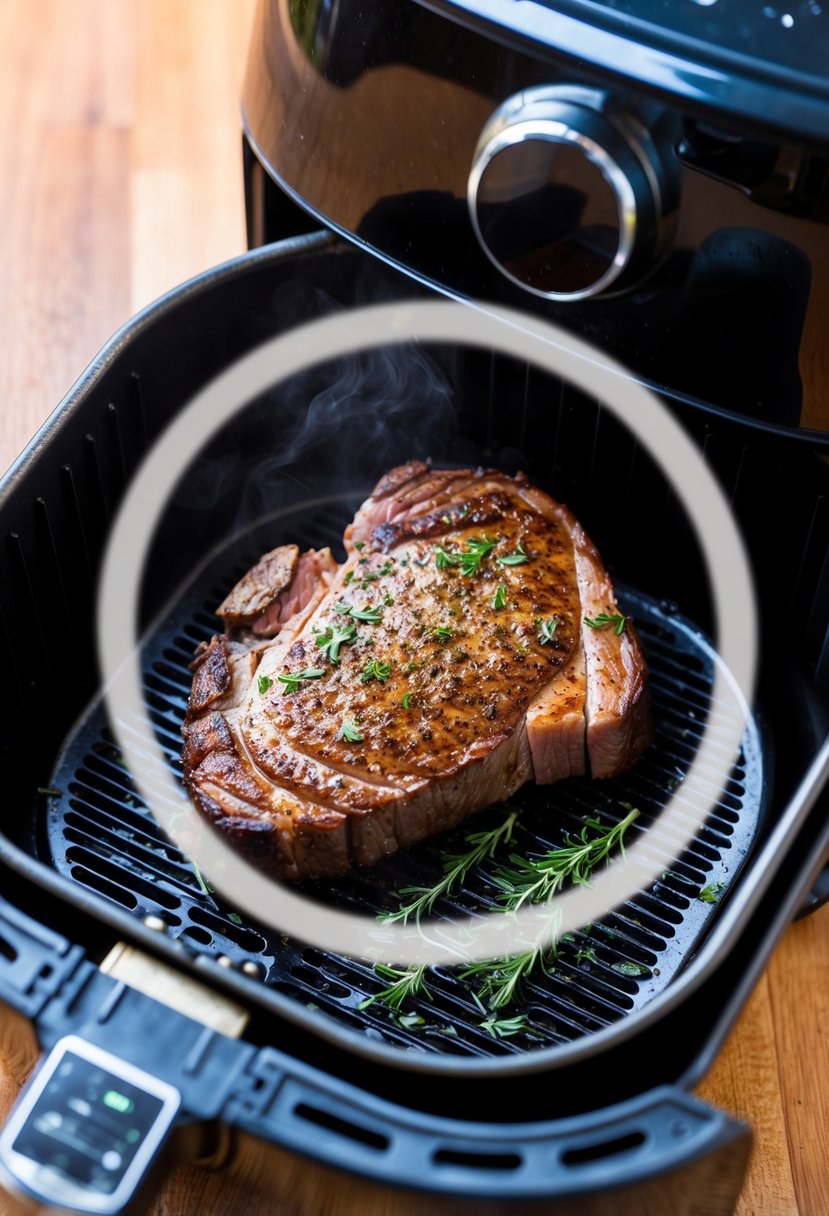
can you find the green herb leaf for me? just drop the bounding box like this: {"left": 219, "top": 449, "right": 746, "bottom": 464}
{"left": 361, "top": 658, "right": 391, "bottom": 684}
{"left": 492, "top": 583, "right": 508, "bottom": 610}
{"left": 584, "top": 612, "right": 626, "bottom": 635}
{"left": 354, "top": 540, "right": 366, "bottom": 551}
{"left": 228, "top": 912, "right": 243, "bottom": 926}
{"left": 494, "top": 807, "right": 640, "bottom": 913}
{"left": 348, "top": 605, "right": 383, "bottom": 623}
{"left": 314, "top": 622, "right": 358, "bottom": 664}
{"left": 401, "top": 692, "right": 412, "bottom": 710}
{"left": 459, "top": 536, "right": 497, "bottom": 576}
{"left": 435, "top": 544, "right": 461, "bottom": 571}
{"left": 497, "top": 542, "right": 528, "bottom": 567}
{"left": 699, "top": 881, "right": 725, "bottom": 904}
{"left": 536, "top": 616, "right": 559, "bottom": 645}
{"left": 338, "top": 717, "right": 363, "bottom": 743}
{"left": 276, "top": 667, "right": 326, "bottom": 694}
{"left": 257, "top": 674, "right": 274, "bottom": 694}
{"left": 343, "top": 570, "right": 355, "bottom": 585}
{"left": 357, "top": 964, "right": 432, "bottom": 1011}
{"left": 611, "top": 961, "right": 650, "bottom": 978}
{"left": 435, "top": 536, "right": 497, "bottom": 576}
{"left": 432, "top": 625, "right": 453, "bottom": 642}
{"left": 479, "top": 1013, "right": 532, "bottom": 1039}
{"left": 379, "top": 808, "right": 520, "bottom": 925}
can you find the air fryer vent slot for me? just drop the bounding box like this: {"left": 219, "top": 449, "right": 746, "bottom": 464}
{"left": 42, "top": 505, "right": 766, "bottom": 1058}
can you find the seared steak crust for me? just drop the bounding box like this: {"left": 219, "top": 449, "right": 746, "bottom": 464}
{"left": 182, "top": 464, "right": 650, "bottom": 880}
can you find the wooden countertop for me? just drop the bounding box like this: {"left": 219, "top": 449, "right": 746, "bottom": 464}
{"left": 1, "top": 3, "right": 828, "bottom": 1213}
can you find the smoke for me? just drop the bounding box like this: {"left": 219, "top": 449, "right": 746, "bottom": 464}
{"left": 170, "top": 280, "right": 476, "bottom": 554}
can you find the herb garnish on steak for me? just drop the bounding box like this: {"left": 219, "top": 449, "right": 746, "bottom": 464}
{"left": 182, "top": 462, "right": 651, "bottom": 881}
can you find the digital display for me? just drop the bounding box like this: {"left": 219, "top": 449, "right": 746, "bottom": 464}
{"left": 11, "top": 1052, "right": 164, "bottom": 1196}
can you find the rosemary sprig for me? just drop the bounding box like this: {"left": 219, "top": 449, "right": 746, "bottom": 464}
{"left": 460, "top": 939, "right": 558, "bottom": 1011}
{"left": 493, "top": 807, "right": 640, "bottom": 912}
{"left": 357, "top": 964, "right": 433, "bottom": 1011}
{"left": 378, "top": 807, "right": 520, "bottom": 925}
{"left": 496, "top": 541, "right": 528, "bottom": 567}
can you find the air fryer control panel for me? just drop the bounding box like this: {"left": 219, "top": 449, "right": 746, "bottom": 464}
{"left": 0, "top": 1037, "right": 179, "bottom": 1214}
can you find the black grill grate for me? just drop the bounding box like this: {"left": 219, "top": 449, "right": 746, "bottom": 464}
{"left": 42, "top": 503, "right": 765, "bottom": 1058}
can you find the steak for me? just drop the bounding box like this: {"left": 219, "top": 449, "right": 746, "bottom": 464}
{"left": 182, "top": 463, "right": 651, "bottom": 881}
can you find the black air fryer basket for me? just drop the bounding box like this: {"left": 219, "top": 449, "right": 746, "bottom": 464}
{"left": 1, "top": 232, "right": 829, "bottom": 1213}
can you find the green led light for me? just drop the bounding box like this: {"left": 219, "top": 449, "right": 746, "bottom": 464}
{"left": 103, "top": 1090, "right": 134, "bottom": 1115}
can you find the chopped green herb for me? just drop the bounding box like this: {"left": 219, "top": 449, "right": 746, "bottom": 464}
{"left": 228, "top": 912, "right": 243, "bottom": 926}
{"left": 459, "top": 536, "right": 497, "bottom": 575}
{"left": 348, "top": 605, "right": 383, "bottom": 623}
{"left": 276, "top": 668, "right": 326, "bottom": 694}
{"left": 354, "top": 541, "right": 366, "bottom": 551}
{"left": 257, "top": 674, "right": 274, "bottom": 694}
{"left": 479, "top": 1013, "right": 532, "bottom": 1039}
{"left": 395, "top": 1011, "right": 425, "bottom": 1029}
{"left": 435, "top": 544, "right": 461, "bottom": 571}
{"left": 344, "top": 570, "right": 355, "bottom": 585}
{"left": 497, "top": 541, "right": 528, "bottom": 567}
{"left": 36, "top": 786, "right": 62, "bottom": 797}
{"left": 611, "top": 961, "right": 650, "bottom": 978}
{"left": 334, "top": 600, "right": 353, "bottom": 615}
{"left": 574, "top": 945, "right": 598, "bottom": 964}
{"left": 383, "top": 592, "right": 395, "bottom": 607}
{"left": 536, "top": 616, "right": 559, "bottom": 645}
{"left": 432, "top": 625, "right": 453, "bottom": 642}
{"left": 492, "top": 583, "right": 508, "bottom": 610}
{"left": 699, "top": 881, "right": 725, "bottom": 904}
{"left": 361, "top": 658, "right": 391, "bottom": 684}
{"left": 584, "top": 612, "right": 626, "bottom": 635}
{"left": 435, "top": 536, "right": 497, "bottom": 576}
{"left": 314, "top": 622, "right": 358, "bottom": 664}
{"left": 378, "top": 561, "right": 394, "bottom": 576}
{"left": 338, "top": 718, "right": 363, "bottom": 743}
{"left": 401, "top": 691, "right": 412, "bottom": 710}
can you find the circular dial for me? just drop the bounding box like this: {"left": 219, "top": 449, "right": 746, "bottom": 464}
{"left": 468, "top": 86, "right": 677, "bottom": 302}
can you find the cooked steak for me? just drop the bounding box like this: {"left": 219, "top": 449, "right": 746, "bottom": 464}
{"left": 182, "top": 463, "right": 650, "bottom": 881}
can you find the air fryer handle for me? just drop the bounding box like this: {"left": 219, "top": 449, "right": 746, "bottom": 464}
{"left": 228, "top": 1054, "right": 753, "bottom": 1210}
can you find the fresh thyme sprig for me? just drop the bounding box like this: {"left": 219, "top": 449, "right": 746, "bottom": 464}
{"left": 357, "top": 964, "right": 432, "bottom": 1011}
{"left": 378, "top": 807, "right": 520, "bottom": 925}
{"left": 493, "top": 807, "right": 640, "bottom": 912}
{"left": 361, "top": 658, "right": 391, "bottom": 683}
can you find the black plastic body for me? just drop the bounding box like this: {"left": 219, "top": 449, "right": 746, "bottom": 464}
{"left": 241, "top": 0, "right": 829, "bottom": 433}
{"left": 0, "top": 235, "right": 828, "bottom": 1209}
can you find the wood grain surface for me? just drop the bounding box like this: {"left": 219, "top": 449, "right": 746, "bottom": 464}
{"left": 1, "top": 3, "right": 828, "bottom": 1213}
